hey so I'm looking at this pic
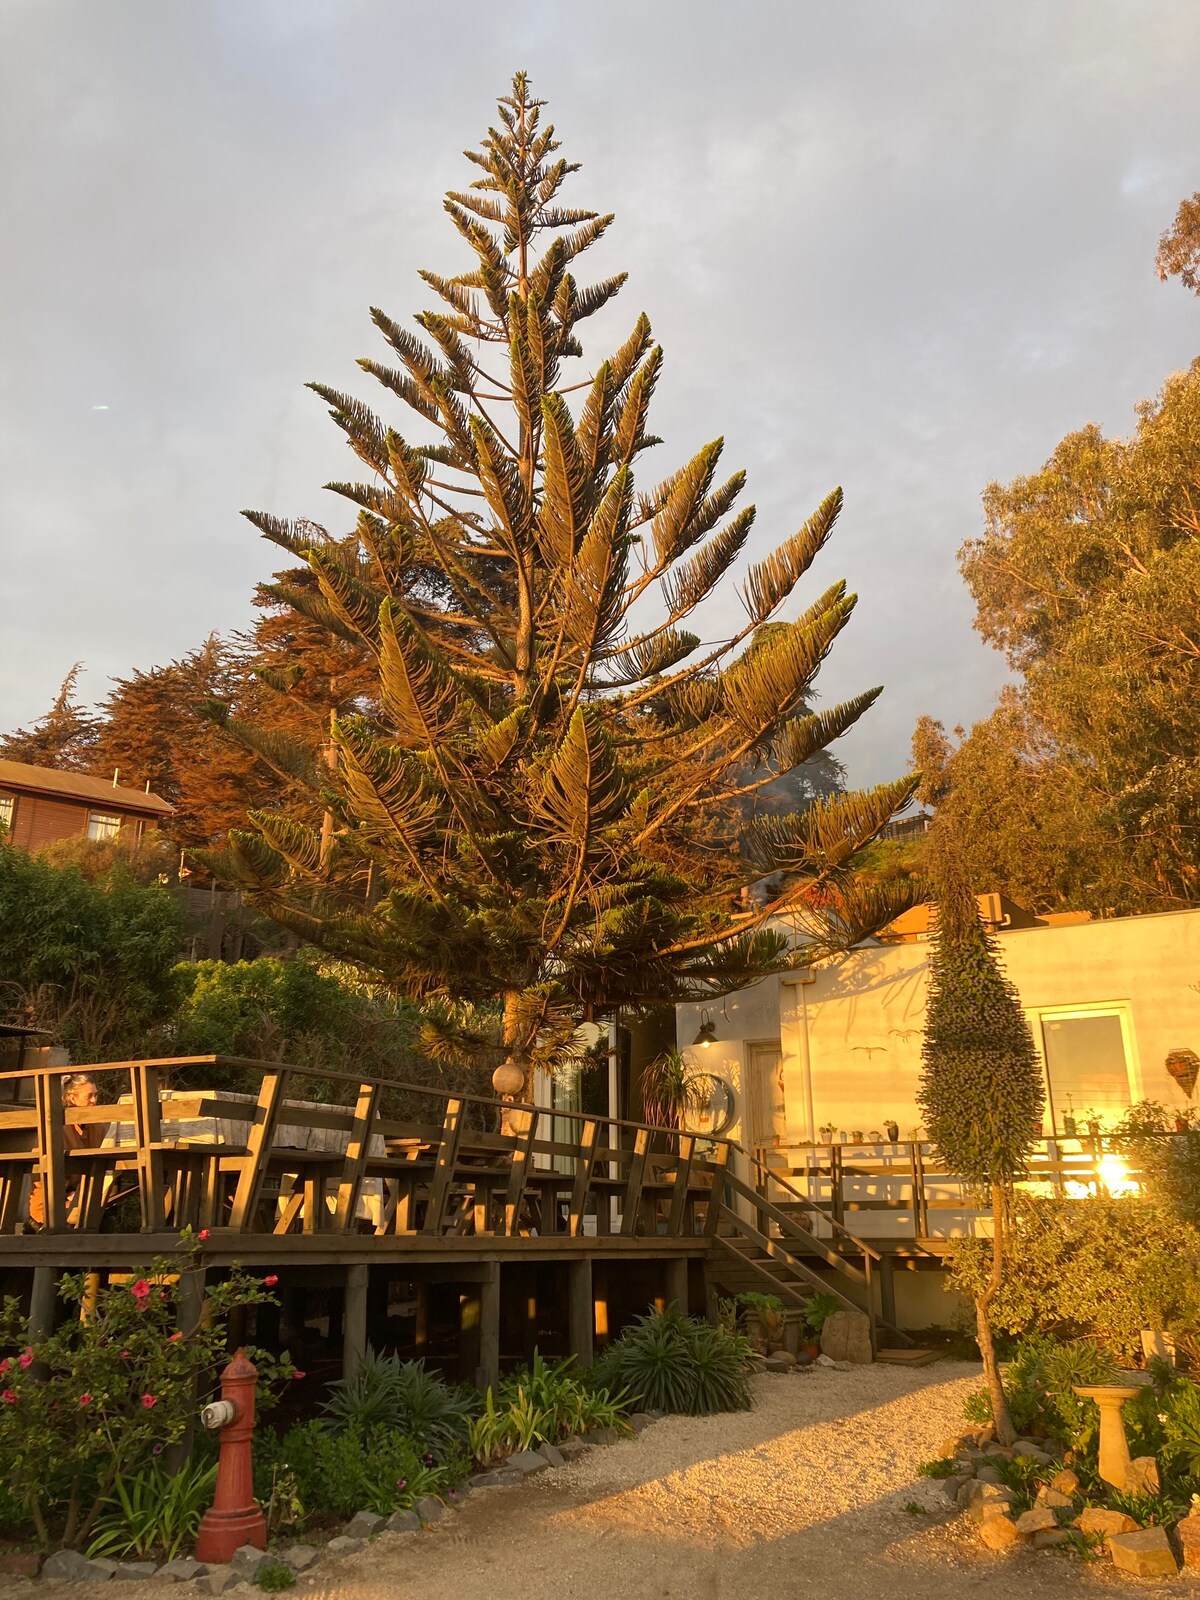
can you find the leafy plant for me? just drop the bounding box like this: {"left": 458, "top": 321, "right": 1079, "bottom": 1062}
{"left": 917, "top": 1457, "right": 957, "bottom": 1479}
{"left": 592, "top": 1306, "right": 754, "bottom": 1416}
{"left": 802, "top": 1291, "right": 841, "bottom": 1338}
{"left": 255, "top": 1557, "right": 296, "bottom": 1592}
{"left": 321, "top": 1347, "right": 474, "bottom": 1453}
{"left": 279, "top": 1420, "right": 466, "bottom": 1521}
{"left": 87, "top": 1462, "right": 216, "bottom": 1562}
{"left": 467, "top": 1353, "right": 628, "bottom": 1466}
{"left": 738, "top": 1293, "right": 783, "bottom": 1315}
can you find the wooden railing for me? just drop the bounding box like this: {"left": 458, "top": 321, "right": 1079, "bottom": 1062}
{"left": 750, "top": 1135, "right": 1153, "bottom": 1241}
{"left": 0, "top": 1056, "right": 734, "bottom": 1245}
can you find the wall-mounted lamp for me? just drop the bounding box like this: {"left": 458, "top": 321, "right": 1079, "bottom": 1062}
{"left": 692, "top": 1009, "right": 717, "bottom": 1049}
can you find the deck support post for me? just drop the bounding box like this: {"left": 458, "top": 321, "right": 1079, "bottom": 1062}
{"left": 665, "top": 1256, "right": 689, "bottom": 1315}
{"left": 477, "top": 1262, "right": 501, "bottom": 1391}
{"left": 343, "top": 1264, "right": 368, "bottom": 1381}
{"left": 164, "top": 1264, "right": 207, "bottom": 1475}
{"left": 879, "top": 1255, "right": 897, "bottom": 1332}
{"left": 30, "top": 1265, "right": 57, "bottom": 1342}
{"left": 568, "top": 1258, "right": 594, "bottom": 1368}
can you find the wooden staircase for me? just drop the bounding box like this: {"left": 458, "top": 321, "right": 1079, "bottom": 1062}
{"left": 708, "top": 1146, "right": 915, "bottom": 1354}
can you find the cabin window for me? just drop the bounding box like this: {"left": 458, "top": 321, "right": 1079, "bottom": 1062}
{"left": 0, "top": 794, "right": 13, "bottom": 831}
{"left": 87, "top": 811, "right": 122, "bottom": 841}
{"left": 1038, "top": 1007, "right": 1137, "bottom": 1135}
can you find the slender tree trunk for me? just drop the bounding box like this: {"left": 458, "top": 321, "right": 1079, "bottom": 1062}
{"left": 976, "top": 1181, "right": 1015, "bottom": 1444}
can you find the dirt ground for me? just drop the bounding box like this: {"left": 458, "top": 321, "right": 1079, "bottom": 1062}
{"left": 28, "top": 1361, "right": 1200, "bottom": 1600}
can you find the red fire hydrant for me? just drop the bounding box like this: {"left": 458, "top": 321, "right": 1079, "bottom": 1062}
{"left": 195, "top": 1349, "right": 267, "bottom": 1563}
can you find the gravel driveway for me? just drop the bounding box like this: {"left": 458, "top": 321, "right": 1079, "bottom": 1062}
{"left": 28, "top": 1361, "right": 1200, "bottom": 1600}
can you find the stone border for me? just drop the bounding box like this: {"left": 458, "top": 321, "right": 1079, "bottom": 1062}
{"left": 31, "top": 1415, "right": 665, "bottom": 1590}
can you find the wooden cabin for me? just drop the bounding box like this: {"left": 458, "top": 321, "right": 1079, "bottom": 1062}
{"left": 0, "top": 759, "right": 173, "bottom": 852}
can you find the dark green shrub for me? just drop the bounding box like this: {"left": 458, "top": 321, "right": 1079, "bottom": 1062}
{"left": 277, "top": 1421, "right": 467, "bottom": 1520}
{"left": 255, "top": 1558, "right": 296, "bottom": 1592}
{"left": 320, "top": 1348, "right": 474, "bottom": 1453}
{"left": 592, "top": 1306, "right": 754, "bottom": 1416}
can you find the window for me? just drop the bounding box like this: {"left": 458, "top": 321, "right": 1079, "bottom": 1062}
{"left": 0, "top": 794, "right": 12, "bottom": 832}
{"left": 1039, "top": 1007, "right": 1137, "bottom": 1134}
{"left": 87, "top": 811, "right": 122, "bottom": 842}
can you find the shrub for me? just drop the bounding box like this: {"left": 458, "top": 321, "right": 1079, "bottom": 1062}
{"left": 255, "top": 1558, "right": 296, "bottom": 1592}
{"left": 0, "top": 1242, "right": 295, "bottom": 1550}
{"left": 321, "top": 1348, "right": 475, "bottom": 1453}
{"left": 87, "top": 1461, "right": 217, "bottom": 1562}
{"left": 803, "top": 1291, "right": 841, "bottom": 1338}
{"left": 962, "top": 1334, "right": 1117, "bottom": 1445}
{"left": 277, "top": 1421, "right": 467, "bottom": 1520}
{"left": 468, "top": 1352, "right": 628, "bottom": 1466}
{"left": 592, "top": 1306, "right": 754, "bottom": 1416}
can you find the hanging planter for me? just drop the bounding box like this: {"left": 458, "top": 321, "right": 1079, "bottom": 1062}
{"left": 1166, "top": 1048, "right": 1199, "bottom": 1100}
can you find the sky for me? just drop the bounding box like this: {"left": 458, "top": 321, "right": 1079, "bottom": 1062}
{"left": 1, "top": 0, "right": 1198, "bottom": 787}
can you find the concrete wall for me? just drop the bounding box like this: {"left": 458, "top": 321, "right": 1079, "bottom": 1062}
{"left": 677, "top": 908, "right": 1200, "bottom": 1142}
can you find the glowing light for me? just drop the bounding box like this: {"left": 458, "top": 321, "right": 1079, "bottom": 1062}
{"left": 1098, "top": 1154, "right": 1136, "bottom": 1197}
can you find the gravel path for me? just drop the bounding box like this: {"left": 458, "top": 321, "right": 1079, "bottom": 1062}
{"left": 27, "top": 1361, "right": 1200, "bottom": 1599}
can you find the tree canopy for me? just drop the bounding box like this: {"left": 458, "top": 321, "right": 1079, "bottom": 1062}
{"left": 205, "top": 72, "right": 917, "bottom": 1091}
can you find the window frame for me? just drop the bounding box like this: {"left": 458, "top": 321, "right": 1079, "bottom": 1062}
{"left": 0, "top": 793, "right": 13, "bottom": 831}
{"left": 86, "top": 810, "right": 123, "bottom": 842}
{"left": 1031, "top": 1002, "right": 1143, "bottom": 1134}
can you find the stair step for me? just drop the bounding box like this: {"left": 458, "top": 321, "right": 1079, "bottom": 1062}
{"left": 874, "top": 1347, "right": 941, "bottom": 1367}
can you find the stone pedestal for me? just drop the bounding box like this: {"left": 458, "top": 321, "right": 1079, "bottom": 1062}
{"left": 1072, "top": 1385, "right": 1141, "bottom": 1490}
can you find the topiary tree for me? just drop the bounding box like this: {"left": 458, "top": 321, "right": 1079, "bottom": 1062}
{"left": 917, "top": 840, "right": 1044, "bottom": 1442}
{"left": 206, "top": 72, "right": 920, "bottom": 1100}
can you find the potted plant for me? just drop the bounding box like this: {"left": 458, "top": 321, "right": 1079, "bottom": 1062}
{"left": 884, "top": 1119, "right": 899, "bottom": 1143}
{"left": 799, "top": 1290, "right": 842, "bottom": 1361}
{"left": 818, "top": 1122, "right": 835, "bottom": 1144}
{"left": 738, "top": 1291, "right": 784, "bottom": 1351}
{"left": 850, "top": 1128, "right": 864, "bottom": 1143}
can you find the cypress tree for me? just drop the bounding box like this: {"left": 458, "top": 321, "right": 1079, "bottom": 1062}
{"left": 917, "top": 842, "right": 1044, "bottom": 1443}
{"left": 207, "top": 73, "right": 919, "bottom": 1096}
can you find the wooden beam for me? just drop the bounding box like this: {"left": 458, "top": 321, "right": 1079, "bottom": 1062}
{"left": 34, "top": 1071, "right": 66, "bottom": 1232}
{"left": 665, "top": 1255, "right": 688, "bottom": 1314}
{"left": 333, "top": 1081, "right": 380, "bottom": 1232}
{"left": 132, "top": 1063, "right": 166, "bottom": 1232}
{"left": 703, "top": 1142, "right": 731, "bottom": 1238}
{"left": 620, "top": 1129, "right": 650, "bottom": 1237}
{"left": 343, "top": 1263, "right": 368, "bottom": 1381}
{"left": 228, "top": 1069, "right": 291, "bottom": 1232}
{"left": 666, "top": 1135, "right": 695, "bottom": 1237}
{"left": 477, "top": 1261, "right": 500, "bottom": 1390}
{"left": 568, "top": 1119, "right": 599, "bottom": 1238}
{"left": 568, "top": 1257, "right": 593, "bottom": 1368}
{"left": 29, "top": 1264, "right": 57, "bottom": 1342}
{"left": 423, "top": 1099, "right": 463, "bottom": 1235}
{"left": 503, "top": 1110, "right": 538, "bottom": 1236}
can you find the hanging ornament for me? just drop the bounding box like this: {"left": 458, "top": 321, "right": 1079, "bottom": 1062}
{"left": 1165, "top": 1048, "right": 1199, "bottom": 1099}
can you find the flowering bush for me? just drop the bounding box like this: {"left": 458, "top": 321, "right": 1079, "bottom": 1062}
{"left": 264, "top": 1421, "right": 468, "bottom": 1521}
{"left": 0, "top": 1238, "right": 295, "bottom": 1550}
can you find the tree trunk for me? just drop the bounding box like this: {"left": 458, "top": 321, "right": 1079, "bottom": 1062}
{"left": 976, "top": 1181, "right": 1015, "bottom": 1444}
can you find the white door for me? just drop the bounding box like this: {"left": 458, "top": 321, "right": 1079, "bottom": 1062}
{"left": 744, "top": 1040, "right": 786, "bottom": 1150}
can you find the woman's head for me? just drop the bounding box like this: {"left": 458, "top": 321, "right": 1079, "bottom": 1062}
{"left": 62, "top": 1073, "right": 98, "bottom": 1109}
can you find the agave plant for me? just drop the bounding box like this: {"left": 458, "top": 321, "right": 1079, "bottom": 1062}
{"left": 593, "top": 1305, "right": 754, "bottom": 1416}
{"left": 321, "top": 1346, "right": 475, "bottom": 1453}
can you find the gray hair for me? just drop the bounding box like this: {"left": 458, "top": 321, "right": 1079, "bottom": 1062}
{"left": 62, "top": 1072, "right": 97, "bottom": 1097}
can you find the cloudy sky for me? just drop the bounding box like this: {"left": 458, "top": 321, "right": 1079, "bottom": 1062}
{"left": 2, "top": 1, "right": 1197, "bottom": 786}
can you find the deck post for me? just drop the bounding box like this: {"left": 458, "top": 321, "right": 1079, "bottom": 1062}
{"left": 164, "top": 1264, "right": 207, "bottom": 1475}
{"left": 30, "top": 1265, "right": 57, "bottom": 1342}
{"left": 879, "top": 1254, "right": 897, "bottom": 1332}
{"left": 343, "top": 1264, "right": 369, "bottom": 1381}
{"left": 665, "top": 1255, "right": 688, "bottom": 1314}
{"left": 477, "top": 1262, "right": 501, "bottom": 1390}
{"left": 568, "top": 1257, "right": 594, "bottom": 1368}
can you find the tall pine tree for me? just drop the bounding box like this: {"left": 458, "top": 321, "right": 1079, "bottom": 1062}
{"left": 208, "top": 73, "right": 919, "bottom": 1095}
{"left": 917, "top": 840, "right": 1044, "bottom": 1443}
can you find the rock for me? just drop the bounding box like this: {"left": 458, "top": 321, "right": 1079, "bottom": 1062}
{"left": 230, "top": 1547, "right": 268, "bottom": 1579}
{"left": 200, "top": 1568, "right": 234, "bottom": 1597}
{"left": 963, "top": 1481, "right": 1015, "bottom": 1522}
{"left": 469, "top": 1467, "right": 524, "bottom": 1487}
{"left": 1176, "top": 1513, "right": 1200, "bottom": 1567}
{"left": 0, "top": 1554, "right": 40, "bottom": 1578}
{"left": 1109, "top": 1527, "right": 1179, "bottom": 1579}
{"left": 642, "top": 1408, "right": 665, "bottom": 1419}
{"left": 279, "top": 1545, "right": 318, "bottom": 1572}
{"left": 1049, "top": 1468, "right": 1079, "bottom": 1496}
{"left": 984, "top": 1443, "right": 1015, "bottom": 1459}
{"left": 558, "top": 1440, "right": 589, "bottom": 1461}
{"left": 628, "top": 1413, "right": 653, "bottom": 1433}
{"left": 578, "top": 1427, "right": 622, "bottom": 1446}
{"left": 814, "top": 1353, "right": 836, "bottom": 1368}
{"left": 763, "top": 1351, "right": 797, "bottom": 1371}
{"left": 1014, "top": 1507, "right": 1059, "bottom": 1537}
{"left": 1077, "top": 1507, "right": 1139, "bottom": 1540}
{"left": 505, "top": 1449, "right": 550, "bottom": 1475}
{"left": 819, "top": 1309, "right": 872, "bottom": 1364}
{"left": 343, "top": 1510, "right": 385, "bottom": 1539}
{"left": 1124, "top": 1455, "right": 1161, "bottom": 1495}
{"left": 537, "top": 1441, "right": 565, "bottom": 1466}
{"left": 385, "top": 1510, "right": 422, "bottom": 1534}
{"left": 324, "top": 1537, "right": 364, "bottom": 1558}
{"left": 975, "top": 1423, "right": 996, "bottom": 1445}
{"left": 944, "top": 1474, "right": 972, "bottom": 1503}
{"left": 415, "top": 1494, "right": 444, "bottom": 1523}
{"left": 975, "top": 1465, "right": 1003, "bottom": 1485}
{"left": 113, "top": 1562, "right": 160, "bottom": 1581}
{"left": 159, "top": 1558, "right": 208, "bottom": 1582}
{"left": 1035, "top": 1486, "right": 1074, "bottom": 1510}
{"left": 938, "top": 1432, "right": 975, "bottom": 1459}
{"left": 43, "top": 1551, "right": 116, "bottom": 1583}
{"left": 1012, "top": 1440, "right": 1052, "bottom": 1464}
{"left": 979, "top": 1513, "right": 1023, "bottom": 1551}
{"left": 1033, "top": 1529, "right": 1071, "bottom": 1549}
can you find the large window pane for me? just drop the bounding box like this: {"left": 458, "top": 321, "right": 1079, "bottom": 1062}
{"left": 87, "top": 811, "right": 122, "bottom": 842}
{"left": 1041, "top": 1012, "right": 1132, "bottom": 1132}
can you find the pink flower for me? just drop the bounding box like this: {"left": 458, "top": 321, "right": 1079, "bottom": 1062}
{"left": 18, "top": 1347, "right": 34, "bottom": 1370}
{"left": 292, "top": 1370, "right": 306, "bottom": 1381}
{"left": 198, "top": 1229, "right": 210, "bottom": 1242}
{"left": 120, "top": 1350, "right": 131, "bottom": 1360}
{"left": 130, "top": 1279, "right": 151, "bottom": 1303}
{"left": 263, "top": 1275, "right": 278, "bottom": 1288}
{"left": 1, "top": 1390, "right": 17, "bottom": 1404}
{"left": 79, "top": 1394, "right": 92, "bottom": 1407}
{"left": 0, "top": 1358, "right": 9, "bottom": 1376}
{"left": 169, "top": 1332, "right": 183, "bottom": 1343}
{"left": 141, "top": 1394, "right": 158, "bottom": 1409}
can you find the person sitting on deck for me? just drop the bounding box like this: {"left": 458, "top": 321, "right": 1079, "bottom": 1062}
{"left": 27, "top": 1072, "right": 108, "bottom": 1229}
